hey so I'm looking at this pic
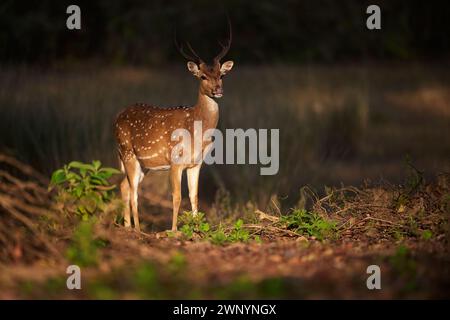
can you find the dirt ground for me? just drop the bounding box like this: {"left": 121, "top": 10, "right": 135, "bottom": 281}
{"left": 0, "top": 154, "right": 449, "bottom": 299}
{"left": 1, "top": 228, "right": 449, "bottom": 299}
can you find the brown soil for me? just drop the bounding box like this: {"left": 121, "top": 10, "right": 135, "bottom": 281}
{"left": 0, "top": 154, "right": 449, "bottom": 299}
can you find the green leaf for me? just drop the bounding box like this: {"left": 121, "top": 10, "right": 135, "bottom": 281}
{"left": 69, "top": 161, "right": 95, "bottom": 172}
{"left": 180, "top": 224, "right": 193, "bottom": 239}
{"left": 66, "top": 172, "right": 82, "bottom": 182}
{"left": 235, "top": 219, "right": 244, "bottom": 230}
{"left": 92, "top": 160, "right": 102, "bottom": 171}
{"left": 50, "top": 169, "right": 66, "bottom": 186}
{"left": 91, "top": 176, "right": 108, "bottom": 186}
{"left": 210, "top": 230, "right": 227, "bottom": 245}
{"left": 99, "top": 167, "right": 122, "bottom": 175}
{"left": 200, "top": 222, "right": 210, "bottom": 233}
{"left": 74, "top": 184, "right": 84, "bottom": 198}
{"left": 96, "top": 171, "right": 113, "bottom": 180}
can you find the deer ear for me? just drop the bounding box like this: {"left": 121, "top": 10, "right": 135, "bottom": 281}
{"left": 220, "top": 61, "right": 234, "bottom": 75}
{"left": 187, "top": 61, "right": 200, "bottom": 77}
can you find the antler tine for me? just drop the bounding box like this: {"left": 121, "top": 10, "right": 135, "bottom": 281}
{"left": 214, "top": 17, "right": 232, "bottom": 63}
{"left": 186, "top": 42, "right": 203, "bottom": 63}
{"left": 174, "top": 29, "right": 203, "bottom": 63}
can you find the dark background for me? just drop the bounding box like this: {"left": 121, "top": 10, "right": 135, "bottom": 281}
{"left": 1, "top": 0, "right": 449, "bottom": 65}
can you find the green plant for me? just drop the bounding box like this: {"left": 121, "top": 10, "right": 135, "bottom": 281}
{"left": 179, "top": 212, "right": 211, "bottom": 240}
{"left": 279, "top": 209, "right": 337, "bottom": 240}
{"left": 133, "top": 262, "right": 162, "bottom": 298}
{"left": 209, "top": 226, "right": 228, "bottom": 245}
{"left": 66, "top": 219, "right": 101, "bottom": 267}
{"left": 168, "top": 251, "right": 187, "bottom": 273}
{"left": 421, "top": 230, "right": 433, "bottom": 240}
{"left": 88, "top": 281, "right": 118, "bottom": 300}
{"left": 179, "top": 212, "right": 254, "bottom": 245}
{"left": 388, "top": 245, "right": 418, "bottom": 292}
{"left": 49, "top": 160, "right": 121, "bottom": 220}
{"left": 208, "top": 220, "right": 251, "bottom": 245}
{"left": 389, "top": 246, "right": 417, "bottom": 275}
{"left": 227, "top": 219, "right": 250, "bottom": 242}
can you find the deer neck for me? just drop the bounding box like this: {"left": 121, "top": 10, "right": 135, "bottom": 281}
{"left": 194, "top": 91, "right": 219, "bottom": 129}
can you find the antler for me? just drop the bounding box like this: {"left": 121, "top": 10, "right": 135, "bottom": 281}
{"left": 213, "top": 17, "right": 232, "bottom": 63}
{"left": 174, "top": 30, "right": 203, "bottom": 64}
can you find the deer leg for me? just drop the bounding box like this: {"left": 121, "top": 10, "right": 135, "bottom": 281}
{"left": 170, "top": 165, "right": 183, "bottom": 231}
{"left": 124, "top": 158, "right": 142, "bottom": 232}
{"left": 187, "top": 164, "right": 201, "bottom": 216}
{"left": 120, "top": 177, "right": 131, "bottom": 227}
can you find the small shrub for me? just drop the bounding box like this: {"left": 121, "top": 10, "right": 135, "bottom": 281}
{"left": 178, "top": 212, "right": 254, "bottom": 245}
{"left": 209, "top": 226, "right": 228, "bottom": 245}
{"left": 66, "top": 219, "right": 100, "bottom": 267}
{"left": 179, "top": 212, "right": 211, "bottom": 240}
{"left": 279, "top": 209, "right": 337, "bottom": 240}
{"left": 209, "top": 220, "right": 251, "bottom": 245}
{"left": 49, "top": 160, "right": 121, "bottom": 220}
{"left": 227, "top": 219, "right": 250, "bottom": 243}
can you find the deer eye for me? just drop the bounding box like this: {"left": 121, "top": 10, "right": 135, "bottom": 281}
{"left": 200, "top": 75, "right": 207, "bottom": 80}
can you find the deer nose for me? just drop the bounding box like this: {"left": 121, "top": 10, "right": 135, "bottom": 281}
{"left": 212, "top": 87, "right": 223, "bottom": 98}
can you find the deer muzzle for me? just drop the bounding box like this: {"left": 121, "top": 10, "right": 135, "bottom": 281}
{"left": 212, "top": 87, "right": 223, "bottom": 98}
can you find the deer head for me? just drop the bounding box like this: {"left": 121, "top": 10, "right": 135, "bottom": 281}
{"left": 175, "top": 20, "right": 234, "bottom": 99}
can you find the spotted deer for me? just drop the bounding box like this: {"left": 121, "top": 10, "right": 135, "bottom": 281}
{"left": 114, "top": 24, "right": 233, "bottom": 232}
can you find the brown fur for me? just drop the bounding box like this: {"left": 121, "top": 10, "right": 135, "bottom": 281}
{"left": 114, "top": 60, "right": 234, "bottom": 231}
